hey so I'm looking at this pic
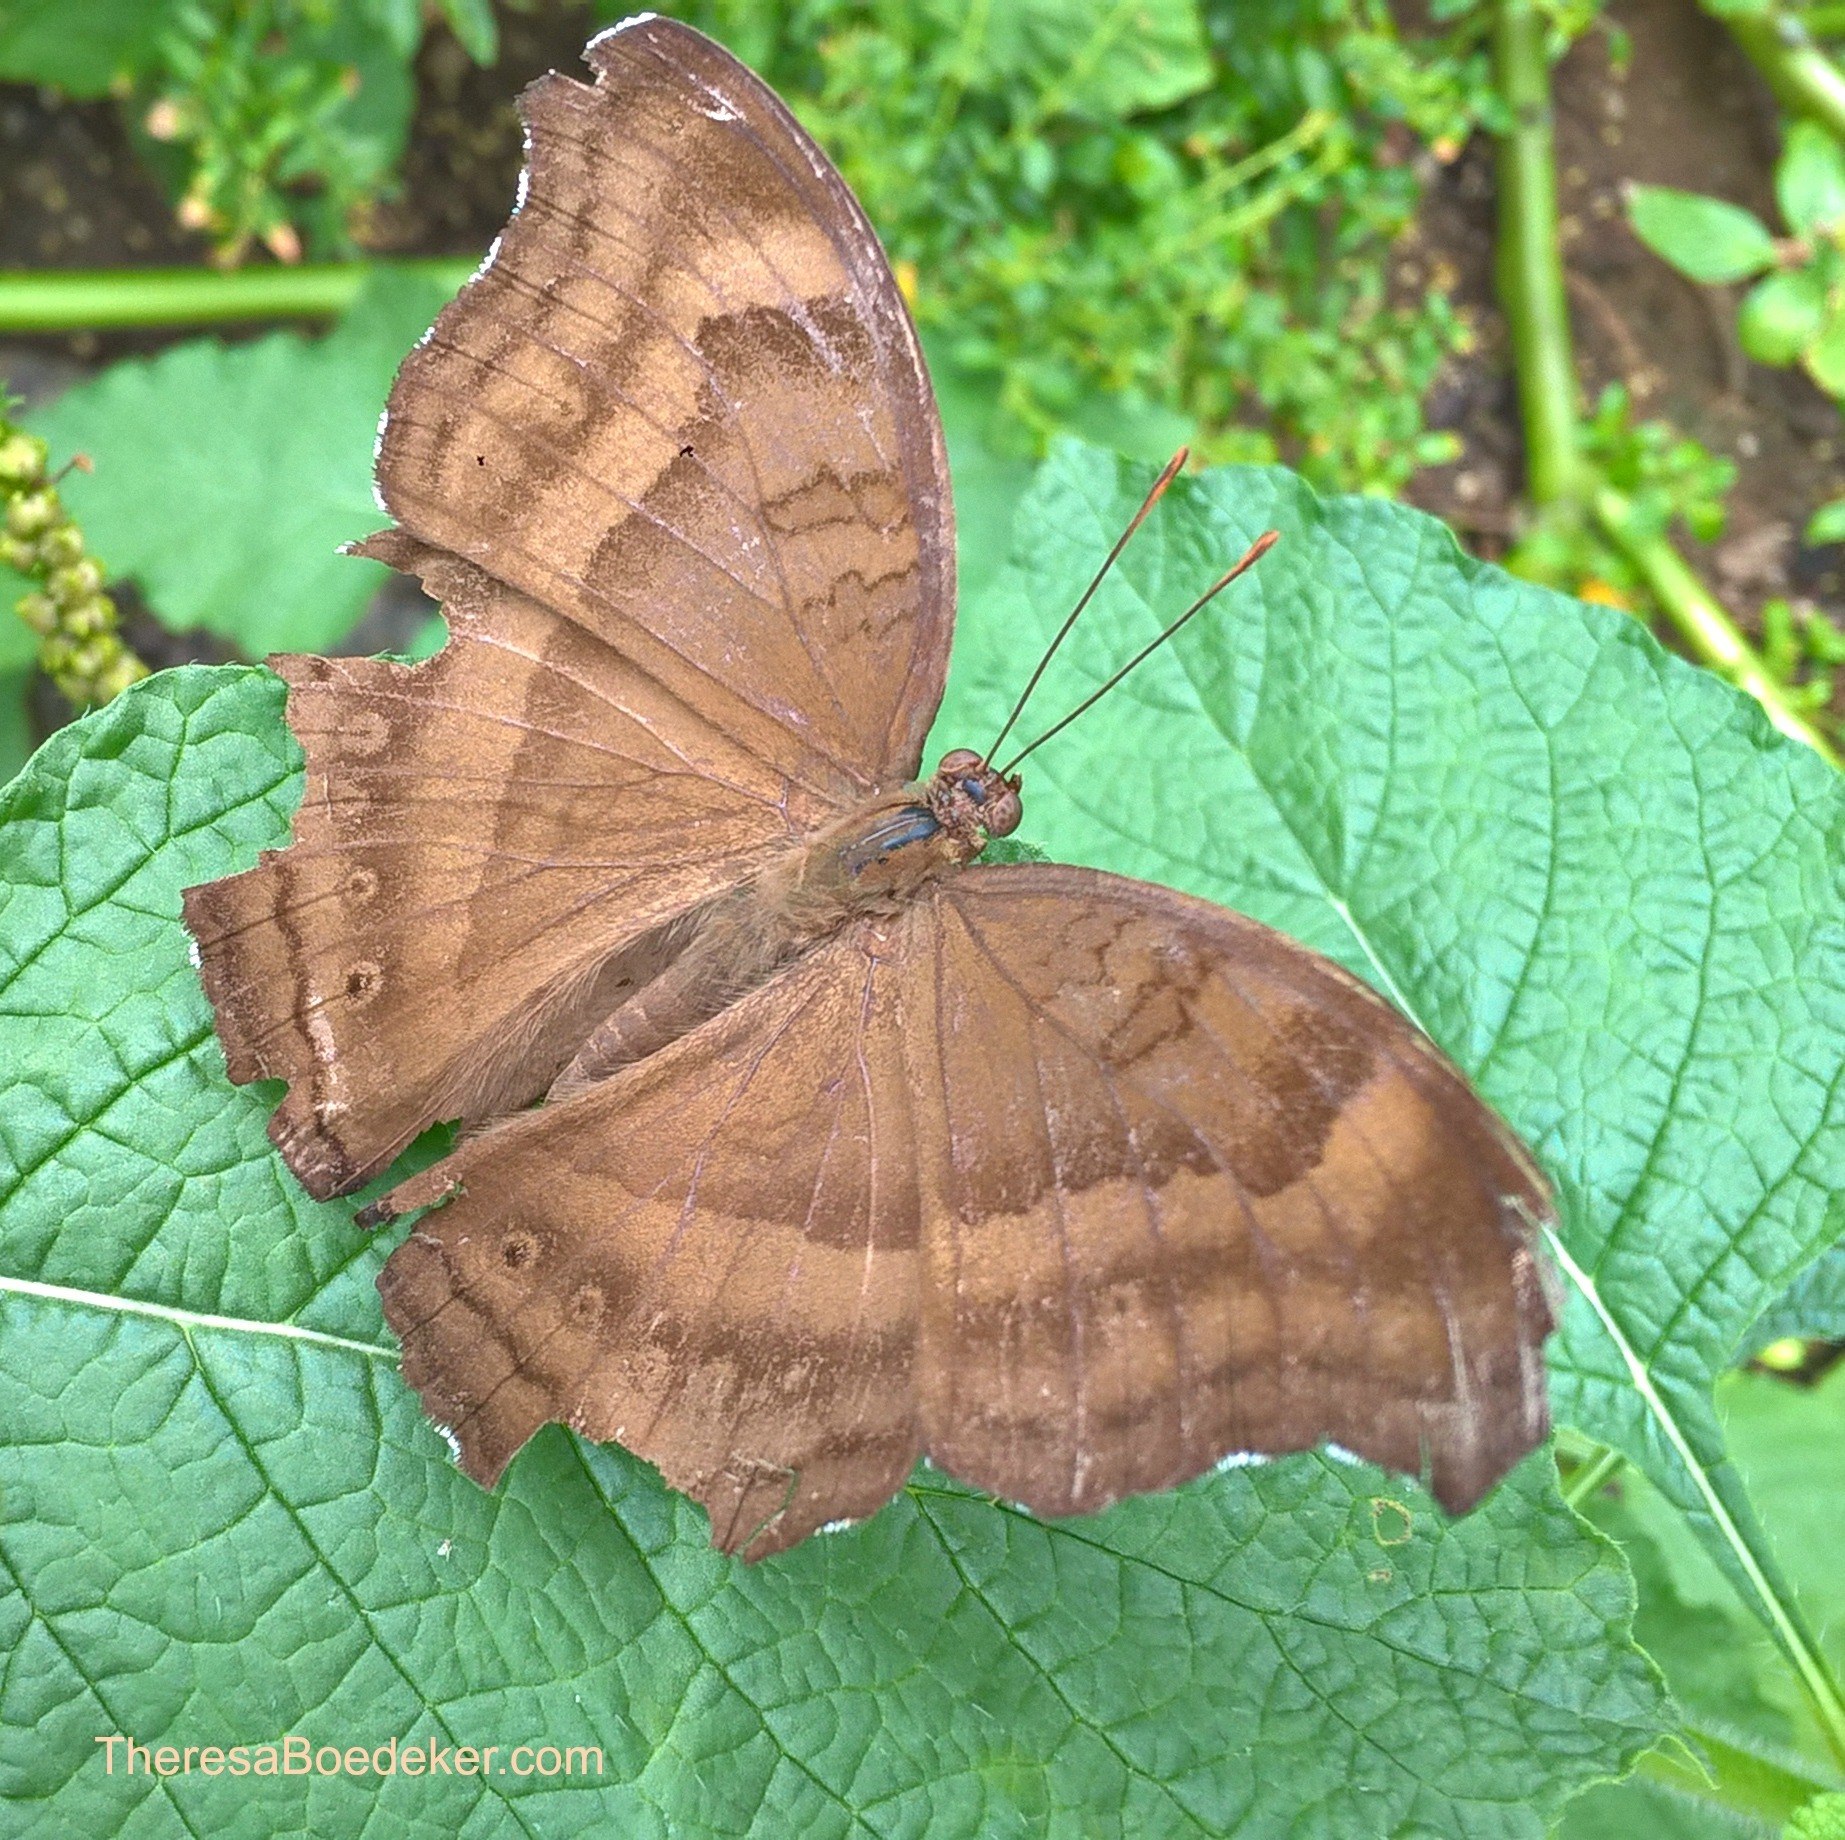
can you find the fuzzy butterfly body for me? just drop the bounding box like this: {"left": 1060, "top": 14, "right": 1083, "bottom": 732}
{"left": 183, "top": 15, "right": 1556, "bottom": 1559}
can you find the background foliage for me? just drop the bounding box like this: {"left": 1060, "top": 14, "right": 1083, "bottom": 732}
{"left": 664, "top": 0, "right": 1491, "bottom": 492}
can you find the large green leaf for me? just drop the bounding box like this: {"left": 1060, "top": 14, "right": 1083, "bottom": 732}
{"left": 926, "top": 446, "right": 1845, "bottom": 1738}
{"left": 0, "top": 450, "right": 1691, "bottom": 1831}
{"left": 24, "top": 268, "right": 461, "bottom": 658}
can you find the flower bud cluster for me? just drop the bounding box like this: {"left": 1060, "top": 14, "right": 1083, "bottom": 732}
{"left": 1, "top": 423, "right": 147, "bottom": 706}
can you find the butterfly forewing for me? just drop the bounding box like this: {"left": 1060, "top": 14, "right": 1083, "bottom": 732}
{"left": 183, "top": 549, "right": 806, "bottom": 1195}
{"left": 371, "top": 16, "right": 954, "bottom": 798}
{"left": 184, "top": 17, "right": 955, "bottom": 1196}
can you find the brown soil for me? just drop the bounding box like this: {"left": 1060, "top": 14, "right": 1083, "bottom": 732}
{"left": 2, "top": 0, "right": 1841, "bottom": 719}
{"left": 367, "top": 3, "right": 602, "bottom": 254}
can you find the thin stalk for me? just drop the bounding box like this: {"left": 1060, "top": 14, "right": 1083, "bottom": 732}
{"left": 1169, "top": 141, "right": 1345, "bottom": 262}
{"left": 1, "top": 418, "right": 146, "bottom": 706}
{"left": 1192, "top": 107, "right": 1337, "bottom": 211}
{"left": 1560, "top": 1442, "right": 1627, "bottom": 1510}
{"left": 1009, "top": 0, "right": 1143, "bottom": 141}
{"left": 1723, "top": 8, "right": 1845, "bottom": 146}
{"left": 926, "top": 0, "right": 990, "bottom": 147}
{"left": 1493, "top": 0, "right": 1583, "bottom": 507}
{"left": 1596, "top": 487, "right": 1842, "bottom": 764}
{"left": 0, "top": 260, "right": 475, "bottom": 333}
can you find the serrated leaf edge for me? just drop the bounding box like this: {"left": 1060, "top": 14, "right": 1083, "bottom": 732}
{"left": 1543, "top": 1224, "right": 1845, "bottom": 1765}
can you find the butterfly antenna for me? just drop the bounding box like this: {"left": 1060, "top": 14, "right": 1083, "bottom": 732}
{"left": 998, "top": 529, "right": 1279, "bottom": 776}
{"left": 983, "top": 447, "right": 1189, "bottom": 767}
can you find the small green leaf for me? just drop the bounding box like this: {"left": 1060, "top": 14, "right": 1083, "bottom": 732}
{"left": 1802, "top": 305, "right": 1845, "bottom": 396}
{"left": 435, "top": 0, "right": 498, "bottom": 65}
{"left": 1806, "top": 498, "right": 1845, "bottom": 548}
{"left": 1777, "top": 122, "right": 1845, "bottom": 239}
{"left": 1739, "top": 269, "right": 1830, "bottom": 367}
{"left": 358, "top": 0, "right": 423, "bottom": 58}
{"left": 25, "top": 267, "right": 461, "bottom": 656}
{"left": 1629, "top": 185, "right": 1779, "bottom": 283}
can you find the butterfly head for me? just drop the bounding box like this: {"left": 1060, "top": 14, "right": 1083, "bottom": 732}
{"left": 930, "top": 749, "right": 1023, "bottom": 848}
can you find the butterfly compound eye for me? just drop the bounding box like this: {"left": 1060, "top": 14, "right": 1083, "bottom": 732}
{"left": 983, "top": 781, "right": 1022, "bottom": 837}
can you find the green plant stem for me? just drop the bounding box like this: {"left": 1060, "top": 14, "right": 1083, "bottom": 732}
{"left": 1596, "top": 487, "right": 1843, "bottom": 764}
{"left": 1165, "top": 140, "right": 1345, "bottom": 263}
{"left": 1193, "top": 107, "right": 1337, "bottom": 210}
{"left": 1722, "top": 8, "right": 1845, "bottom": 146}
{"left": 1010, "top": 0, "right": 1144, "bottom": 140}
{"left": 1492, "top": 0, "right": 1583, "bottom": 507}
{"left": 0, "top": 261, "right": 475, "bottom": 333}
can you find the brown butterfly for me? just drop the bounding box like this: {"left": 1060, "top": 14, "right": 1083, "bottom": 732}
{"left": 182, "top": 16, "right": 1555, "bottom": 1559}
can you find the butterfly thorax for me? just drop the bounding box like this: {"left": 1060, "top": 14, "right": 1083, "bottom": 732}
{"left": 807, "top": 751, "right": 1022, "bottom": 906}
{"left": 547, "top": 754, "right": 1021, "bottom": 1098}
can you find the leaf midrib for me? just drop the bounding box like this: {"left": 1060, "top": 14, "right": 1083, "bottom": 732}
{"left": 0, "top": 1273, "right": 395, "bottom": 1362}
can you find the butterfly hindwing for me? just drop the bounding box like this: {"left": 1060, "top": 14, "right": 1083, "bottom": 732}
{"left": 375, "top": 926, "right": 923, "bottom": 1558}
{"left": 373, "top": 865, "right": 1553, "bottom": 1555}
{"left": 912, "top": 865, "right": 1556, "bottom": 1520}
